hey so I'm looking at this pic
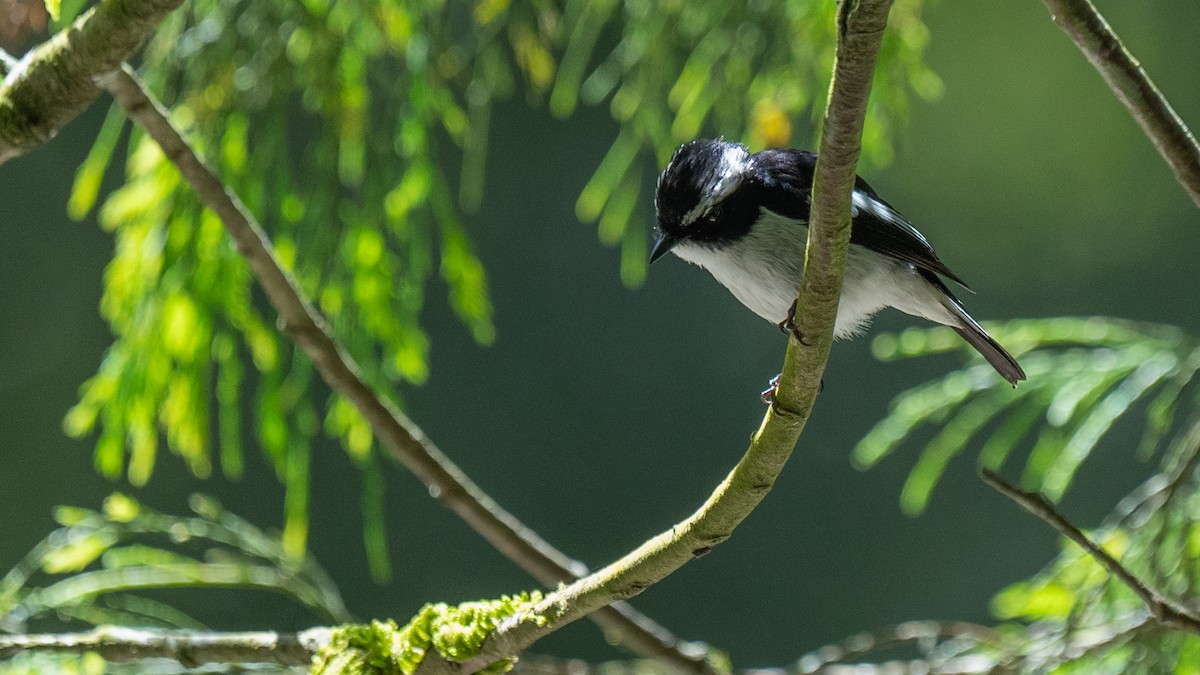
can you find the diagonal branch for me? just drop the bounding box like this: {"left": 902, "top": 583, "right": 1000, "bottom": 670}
{"left": 981, "top": 469, "right": 1200, "bottom": 635}
{"left": 93, "top": 65, "right": 708, "bottom": 672}
{"left": 1039, "top": 0, "right": 1200, "bottom": 209}
{"left": 0, "top": 0, "right": 182, "bottom": 164}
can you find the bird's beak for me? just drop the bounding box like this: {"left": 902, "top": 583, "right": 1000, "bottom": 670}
{"left": 649, "top": 232, "right": 678, "bottom": 264}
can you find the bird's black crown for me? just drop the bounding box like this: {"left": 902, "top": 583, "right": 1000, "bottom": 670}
{"left": 654, "top": 139, "right": 758, "bottom": 248}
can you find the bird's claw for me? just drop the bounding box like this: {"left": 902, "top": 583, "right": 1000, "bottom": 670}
{"left": 777, "top": 315, "right": 813, "bottom": 346}
{"left": 777, "top": 299, "right": 813, "bottom": 346}
{"left": 761, "top": 374, "right": 825, "bottom": 406}
{"left": 760, "top": 374, "right": 781, "bottom": 405}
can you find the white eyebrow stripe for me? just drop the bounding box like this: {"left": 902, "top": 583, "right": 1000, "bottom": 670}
{"left": 682, "top": 144, "right": 751, "bottom": 225}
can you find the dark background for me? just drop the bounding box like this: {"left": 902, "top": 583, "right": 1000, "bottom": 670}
{"left": 2, "top": 0, "right": 1198, "bottom": 667}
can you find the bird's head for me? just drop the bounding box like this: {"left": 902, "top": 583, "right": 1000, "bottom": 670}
{"left": 651, "top": 139, "right": 758, "bottom": 263}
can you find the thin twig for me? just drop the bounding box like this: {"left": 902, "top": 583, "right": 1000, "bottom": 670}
{"left": 981, "top": 469, "right": 1200, "bottom": 635}
{"left": 987, "top": 612, "right": 1155, "bottom": 672}
{"left": 1109, "top": 417, "right": 1200, "bottom": 529}
{"left": 1058, "top": 614, "right": 1155, "bottom": 663}
{"left": 1160, "top": 424, "right": 1200, "bottom": 507}
{"left": 1039, "top": 0, "right": 1200, "bottom": 209}
{"left": 0, "top": 626, "right": 329, "bottom": 666}
{"left": 93, "top": 65, "right": 708, "bottom": 672}
{"left": 797, "top": 620, "right": 998, "bottom": 670}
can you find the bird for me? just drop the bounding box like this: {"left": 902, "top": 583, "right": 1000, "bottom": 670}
{"left": 650, "top": 138, "right": 1025, "bottom": 386}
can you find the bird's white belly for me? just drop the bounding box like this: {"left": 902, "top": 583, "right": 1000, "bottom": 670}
{"left": 671, "top": 213, "right": 951, "bottom": 338}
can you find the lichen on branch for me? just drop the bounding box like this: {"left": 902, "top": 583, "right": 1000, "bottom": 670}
{"left": 311, "top": 593, "right": 547, "bottom": 675}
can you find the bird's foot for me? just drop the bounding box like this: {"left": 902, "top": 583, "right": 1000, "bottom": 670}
{"left": 760, "top": 374, "right": 781, "bottom": 405}
{"left": 776, "top": 299, "right": 812, "bottom": 346}
{"left": 760, "top": 374, "right": 825, "bottom": 406}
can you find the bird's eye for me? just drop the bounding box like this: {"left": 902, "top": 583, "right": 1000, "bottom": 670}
{"left": 706, "top": 204, "right": 723, "bottom": 222}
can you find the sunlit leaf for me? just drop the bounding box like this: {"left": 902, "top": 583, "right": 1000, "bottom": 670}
{"left": 992, "top": 579, "right": 1076, "bottom": 621}
{"left": 40, "top": 533, "right": 116, "bottom": 574}
{"left": 1041, "top": 353, "right": 1177, "bottom": 500}
{"left": 282, "top": 438, "right": 311, "bottom": 559}
{"left": 360, "top": 457, "right": 391, "bottom": 583}
{"left": 67, "top": 103, "right": 125, "bottom": 221}
{"left": 102, "top": 493, "right": 140, "bottom": 523}
{"left": 900, "top": 386, "right": 1030, "bottom": 515}
{"left": 866, "top": 319, "right": 1194, "bottom": 508}
{"left": 853, "top": 368, "right": 994, "bottom": 469}
{"left": 576, "top": 130, "right": 639, "bottom": 223}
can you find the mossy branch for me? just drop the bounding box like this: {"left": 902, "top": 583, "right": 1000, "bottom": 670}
{"left": 0, "top": 0, "right": 182, "bottom": 164}
{"left": 1039, "top": 0, "right": 1200, "bottom": 209}
{"left": 92, "top": 65, "right": 707, "bottom": 672}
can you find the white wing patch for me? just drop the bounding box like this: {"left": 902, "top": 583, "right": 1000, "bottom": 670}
{"left": 851, "top": 189, "right": 907, "bottom": 226}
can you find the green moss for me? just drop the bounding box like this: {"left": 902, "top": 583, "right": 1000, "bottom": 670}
{"left": 311, "top": 592, "right": 547, "bottom": 674}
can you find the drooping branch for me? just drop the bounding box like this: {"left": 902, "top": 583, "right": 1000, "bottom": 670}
{"left": 1039, "top": 0, "right": 1200, "bottom": 209}
{"left": 93, "top": 65, "right": 708, "bottom": 672}
{"left": 0, "top": 0, "right": 182, "bottom": 164}
{"left": 981, "top": 469, "right": 1200, "bottom": 635}
{"left": 0, "top": 626, "right": 327, "bottom": 666}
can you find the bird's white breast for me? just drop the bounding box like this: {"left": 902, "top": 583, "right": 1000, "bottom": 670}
{"left": 671, "top": 209, "right": 953, "bottom": 338}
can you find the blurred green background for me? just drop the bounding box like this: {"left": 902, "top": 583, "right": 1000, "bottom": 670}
{"left": 2, "top": 0, "right": 1199, "bottom": 667}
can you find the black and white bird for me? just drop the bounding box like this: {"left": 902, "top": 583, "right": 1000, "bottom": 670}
{"left": 650, "top": 138, "right": 1025, "bottom": 386}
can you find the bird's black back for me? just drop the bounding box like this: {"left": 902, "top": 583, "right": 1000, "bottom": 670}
{"left": 751, "top": 149, "right": 970, "bottom": 288}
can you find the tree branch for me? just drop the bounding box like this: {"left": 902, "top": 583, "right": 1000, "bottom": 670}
{"left": 18, "top": 0, "right": 894, "bottom": 668}
{"left": 796, "top": 620, "right": 998, "bottom": 671}
{"left": 981, "top": 469, "right": 1200, "bottom": 635}
{"left": 0, "top": 626, "right": 327, "bottom": 666}
{"left": 92, "top": 65, "right": 708, "bottom": 672}
{"left": 1039, "top": 0, "right": 1200, "bottom": 209}
{"left": 0, "top": 0, "right": 182, "bottom": 165}
{"left": 56, "top": 0, "right": 897, "bottom": 669}
{"left": 773, "top": 0, "right": 894, "bottom": 413}
{"left": 444, "top": 1, "right": 897, "bottom": 670}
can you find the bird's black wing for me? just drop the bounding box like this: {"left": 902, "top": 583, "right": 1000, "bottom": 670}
{"left": 752, "top": 148, "right": 970, "bottom": 289}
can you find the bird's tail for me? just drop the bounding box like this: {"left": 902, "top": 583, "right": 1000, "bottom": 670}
{"left": 919, "top": 271, "right": 1026, "bottom": 386}
{"left": 950, "top": 322, "right": 1026, "bottom": 385}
